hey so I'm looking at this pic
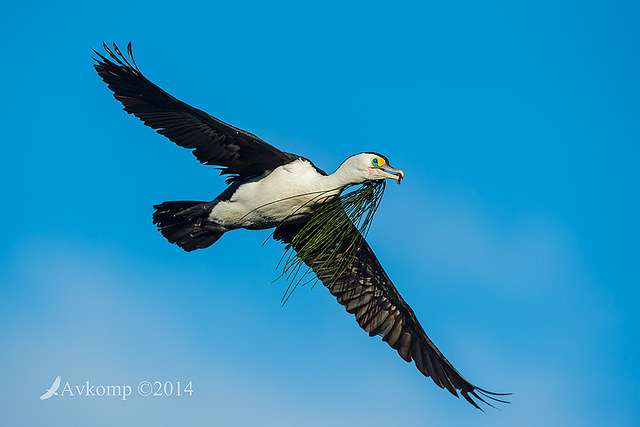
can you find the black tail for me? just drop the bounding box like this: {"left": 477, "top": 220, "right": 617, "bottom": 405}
{"left": 152, "top": 201, "right": 227, "bottom": 251}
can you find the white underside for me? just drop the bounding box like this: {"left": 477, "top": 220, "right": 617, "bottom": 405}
{"left": 209, "top": 159, "right": 347, "bottom": 229}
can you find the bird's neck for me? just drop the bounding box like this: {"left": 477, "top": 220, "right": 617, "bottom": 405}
{"left": 321, "top": 164, "right": 366, "bottom": 192}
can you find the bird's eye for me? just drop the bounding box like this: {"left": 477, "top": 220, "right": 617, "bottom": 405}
{"left": 371, "top": 156, "right": 385, "bottom": 167}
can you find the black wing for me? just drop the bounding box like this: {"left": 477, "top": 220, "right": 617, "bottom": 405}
{"left": 93, "top": 42, "right": 298, "bottom": 184}
{"left": 274, "top": 220, "right": 508, "bottom": 409}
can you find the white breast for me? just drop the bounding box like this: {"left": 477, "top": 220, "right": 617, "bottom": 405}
{"left": 209, "top": 159, "right": 341, "bottom": 229}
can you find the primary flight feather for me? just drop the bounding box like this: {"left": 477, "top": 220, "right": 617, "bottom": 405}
{"left": 93, "top": 42, "right": 507, "bottom": 408}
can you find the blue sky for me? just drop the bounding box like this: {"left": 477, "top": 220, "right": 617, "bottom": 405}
{"left": 1, "top": 0, "right": 639, "bottom": 425}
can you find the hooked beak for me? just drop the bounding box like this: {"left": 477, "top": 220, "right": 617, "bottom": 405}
{"left": 377, "top": 164, "right": 405, "bottom": 184}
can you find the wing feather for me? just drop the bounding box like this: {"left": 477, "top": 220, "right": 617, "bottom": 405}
{"left": 93, "top": 42, "right": 298, "bottom": 184}
{"left": 274, "top": 219, "right": 508, "bottom": 409}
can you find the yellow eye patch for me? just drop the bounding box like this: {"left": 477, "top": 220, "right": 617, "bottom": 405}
{"left": 371, "top": 156, "right": 386, "bottom": 167}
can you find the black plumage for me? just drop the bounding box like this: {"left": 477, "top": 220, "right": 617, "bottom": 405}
{"left": 274, "top": 214, "right": 508, "bottom": 409}
{"left": 93, "top": 42, "right": 298, "bottom": 184}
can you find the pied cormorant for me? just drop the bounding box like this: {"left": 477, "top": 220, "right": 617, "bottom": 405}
{"left": 93, "top": 42, "right": 507, "bottom": 409}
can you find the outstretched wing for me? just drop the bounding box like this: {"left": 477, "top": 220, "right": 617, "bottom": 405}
{"left": 93, "top": 42, "right": 298, "bottom": 184}
{"left": 51, "top": 376, "right": 61, "bottom": 390}
{"left": 274, "top": 219, "right": 508, "bottom": 409}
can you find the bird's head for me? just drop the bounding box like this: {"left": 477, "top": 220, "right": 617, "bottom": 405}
{"left": 337, "top": 153, "right": 404, "bottom": 185}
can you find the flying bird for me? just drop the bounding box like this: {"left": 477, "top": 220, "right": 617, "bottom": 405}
{"left": 93, "top": 42, "right": 507, "bottom": 409}
{"left": 40, "top": 376, "right": 61, "bottom": 400}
